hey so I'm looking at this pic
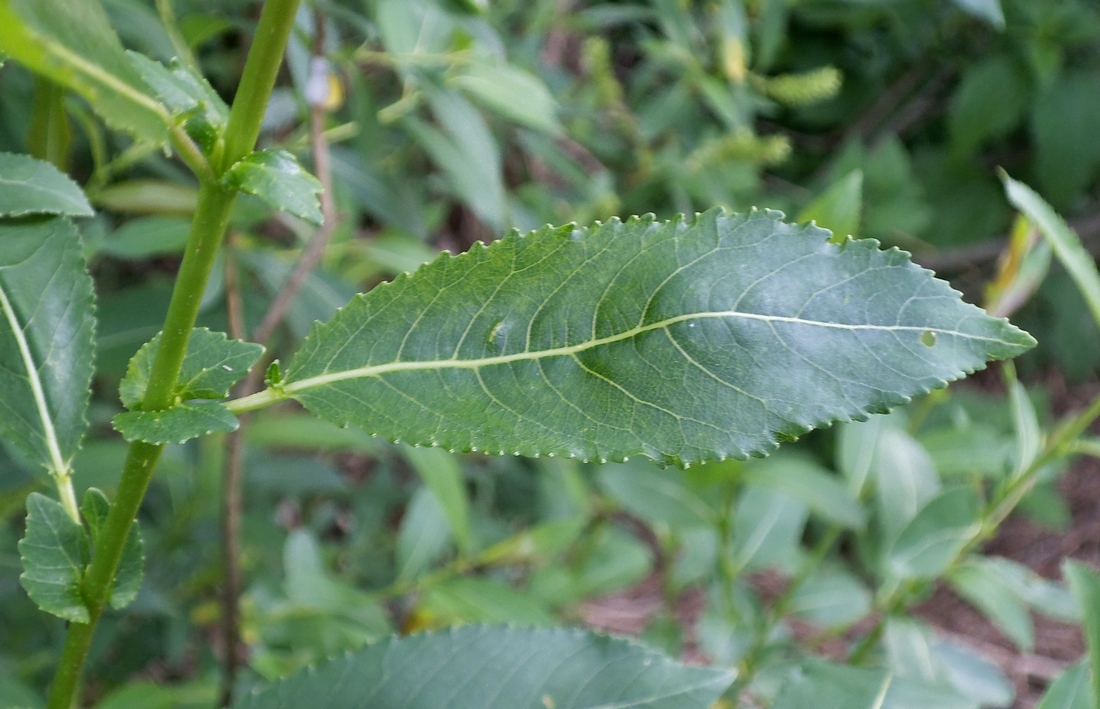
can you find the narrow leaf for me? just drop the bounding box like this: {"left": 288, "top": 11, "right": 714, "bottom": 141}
{"left": 275, "top": 210, "right": 1033, "bottom": 468}
{"left": 1064, "top": 560, "right": 1100, "bottom": 709}
{"left": 599, "top": 460, "right": 715, "bottom": 529}
{"left": 81, "top": 488, "right": 143, "bottom": 609}
{"left": 18, "top": 492, "right": 90, "bottom": 622}
{"left": 396, "top": 486, "right": 452, "bottom": 581}
{"left": 231, "top": 626, "right": 733, "bottom": 709}
{"left": 742, "top": 454, "right": 865, "bottom": 529}
{"left": 223, "top": 149, "right": 324, "bottom": 225}
{"left": 1036, "top": 662, "right": 1092, "bottom": 709}
{"left": 950, "top": 558, "right": 1035, "bottom": 651}
{"left": 402, "top": 447, "right": 473, "bottom": 555}
{"left": 0, "top": 152, "right": 93, "bottom": 217}
{"left": 113, "top": 401, "right": 239, "bottom": 445}
{"left": 0, "top": 0, "right": 168, "bottom": 141}
{"left": 1002, "top": 173, "right": 1100, "bottom": 331}
{"left": 0, "top": 216, "right": 95, "bottom": 479}
{"left": 120, "top": 327, "right": 263, "bottom": 409}
{"left": 797, "top": 170, "right": 863, "bottom": 241}
{"left": 888, "top": 487, "right": 981, "bottom": 579}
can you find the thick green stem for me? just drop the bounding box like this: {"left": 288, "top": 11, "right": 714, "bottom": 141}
{"left": 45, "top": 2, "right": 302, "bottom": 705}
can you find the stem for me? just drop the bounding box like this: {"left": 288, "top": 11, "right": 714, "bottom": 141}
{"left": 45, "top": 1, "right": 303, "bottom": 704}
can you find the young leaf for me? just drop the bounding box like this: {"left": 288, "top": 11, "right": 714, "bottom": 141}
{"left": 269, "top": 209, "right": 1033, "bottom": 468}
{"left": 395, "top": 486, "right": 453, "bottom": 582}
{"left": 598, "top": 460, "right": 715, "bottom": 529}
{"left": 1002, "top": 173, "right": 1100, "bottom": 330}
{"left": 231, "top": 626, "right": 733, "bottom": 709}
{"left": 1064, "top": 560, "right": 1100, "bottom": 708}
{"left": 81, "top": 488, "right": 143, "bottom": 609}
{"left": 0, "top": 216, "right": 95, "bottom": 483}
{"left": 128, "top": 52, "right": 228, "bottom": 153}
{"left": 222, "top": 149, "right": 324, "bottom": 226}
{"left": 888, "top": 487, "right": 982, "bottom": 580}
{"left": 0, "top": 152, "right": 93, "bottom": 217}
{"left": 113, "top": 401, "right": 239, "bottom": 445}
{"left": 1036, "top": 662, "right": 1092, "bottom": 709}
{"left": 950, "top": 558, "right": 1036, "bottom": 651}
{"left": 401, "top": 447, "right": 473, "bottom": 555}
{"left": 119, "top": 327, "right": 264, "bottom": 409}
{"left": 797, "top": 170, "right": 863, "bottom": 241}
{"left": 18, "top": 492, "right": 90, "bottom": 622}
{"left": 0, "top": 0, "right": 168, "bottom": 141}
{"left": 742, "top": 453, "right": 866, "bottom": 529}
{"left": 772, "top": 659, "right": 972, "bottom": 709}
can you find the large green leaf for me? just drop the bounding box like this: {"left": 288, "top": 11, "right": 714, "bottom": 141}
{"left": 253, "top": 209, "right": 1032, "bottom": 467}
{"left": 232, "top": 626, "right": 733, "bottom": 709}
{"left": 0, "top": 0, "right": 168, "bottom": 141}
{"left": 18, "top": 492, "right": 90, "bottom": 622}
{"left": 0, "top": 216, "right": 95, "bottom": 481}
{"left": 0, "top": 152, "right": 93, "bottom": 217}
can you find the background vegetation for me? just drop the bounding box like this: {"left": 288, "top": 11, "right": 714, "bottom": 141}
{"left": 2, "top": 0, "right": 1100, "bottom": 707}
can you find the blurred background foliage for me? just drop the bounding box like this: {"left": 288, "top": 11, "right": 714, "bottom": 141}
{"left": 2, "top": 0, "right": 1100, "bottom": 707}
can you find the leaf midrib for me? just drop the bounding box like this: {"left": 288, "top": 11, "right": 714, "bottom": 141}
{"left": 285, "top": 309, "right": 1008, "bottom": 394}
{"left": 0, "top": 284, "right": 69, "bottom": 476}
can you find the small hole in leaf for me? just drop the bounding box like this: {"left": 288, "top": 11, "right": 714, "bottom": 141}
{"left": 920, "top": 330, "right": 936, "bottom": 347}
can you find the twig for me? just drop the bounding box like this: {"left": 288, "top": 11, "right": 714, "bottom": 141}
{"left": 217, "top": 16, "right": 339, "bottom": 702}
{"left": 218, "top": 243, "right": 247, "bottom": 707}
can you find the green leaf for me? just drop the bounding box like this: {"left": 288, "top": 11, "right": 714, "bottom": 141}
{"left": 872, "top": 425, "right": 941, "bottom": 544}
{"left": 231, "top": 626, "right": 733, "bottom": 709}
{"left": 223, "top": 149, "right": 324, "bottom": 226}
{"left": 98, "top": 216, "right": 191, "bottom": 260}
{"left": 772, "top": 659, "right": 973, "bottom": 709}
{"left": 888, "top": 487, "right": 981, "bottom": 579}
{"left": 1002, "top": 174, "right": 1100, "bottom": 331}
{"left": 731, "top": 487, "right": 807, "bottom": 572}
{"left": 742, "top": 453, "right": 865, "bottom": 529}
{"left": 18, "top": 492, "right": 90, "bottom": 622}
{"left": 1036, "top": 662, "right": 1092, "bottom": 709}
{"left": 1007, "top": 372, "right": 1040, "bottom": 479}
{"left": 128, "top": 51, "right": 227, "bottom": 150}
{"left": 948, "top": 55, "right": 1024, "bottom": 156}
{"left": 416, "top": 577, "right": 556, "bottom": 626}
{"left": 598, "top": 460, "right": 715, "bottom": 529}
{"left": 1031, "top": 73, "right": 1100, "bottom": 209}
{"left": 275, "top": 210, "right": 1033, "bottom": 468}
{"left": 80, "top": 487, "right": 142, "bottom": 609}
{"left": 0, "top": 216, "right": 95, "bottom": 479}
{"left": 113, "top": 401, "right": 239, "bottom": 445}
{"left": 789, "top": 568, "right": 871, "bottom": 629}
{"left": 950, "top": 558, "right": 1035, "bottom": 651}
{"left": 401, "top": 447, "right": 473, "bottom": 555}
{"left": 797, "top": 170, "right": 863, "bottom": 241}
{"left": 450, "top": 61, "right": 562, "bottom": 135}
{"left": 119, "top": 327, "right": 264, "bottom": 409}
{"left": 0, "top": 152, "right": 93, "bottom": 217}
{"left": 396, "top": 486, "right": 453, "bottom": 581}
{"left": 0, "top": 0, "right": 168, "bottom": 141}
{"left": 1064, "top": 560, "right": 1100, "bottom": 708}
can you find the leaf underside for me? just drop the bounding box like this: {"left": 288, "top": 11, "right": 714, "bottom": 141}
{"left": 114, "top": 401, "right": 239, "bottom": 445}
{"left": 232, "top": 626, "right": 733, "bottom": 709}
{"left": 0, "top": 215, "right": 96, "bottom": 475}
{"left": 284, "top": 209, "right": 1034, "bottom": 467}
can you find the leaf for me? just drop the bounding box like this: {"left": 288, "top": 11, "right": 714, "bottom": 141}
{"left": 223, "top": 149, "right": 324, "bottom": 226}
{"left": 231, "top": 626, "right": 734, "bottom": 709}
{"left": 450, "top": 61, "right": 561, "bottom": 135}
{"left": 0, "top": 152, "right": 93, "bottom": 217}
{"left": 772, "top": 659, "right": 973, "bottom": 709}
{"left": 797, "top": 170, "right": 863, "bottom": 241}
{"left": 598, "top": 460, "right": 715, "bottom": 529}
{"left": 0, "top": 0, "right": 168, "bottom": 141}
{"left": 872, "top": 426, "right": 941, "bottom": 544}
{"left": 741, "top": 454, "right": 865, "bottom": 529}
{"left": 119, "top": 328, "right": 264, "bottom": 409}
{"left": 415, "top": 577, "right": 555, "bottom": 627}
{"left": 1036, "top": 662, "right": 1092, "bottom": 709}
{"left": 396, "top": 486, "right": 453, "bottom": 581}
{"left": 1030, "top": 73, "right": 1100, "bottom": 208}
{"left": 888, "top": 487, "right": 981, "bottom": 580}
{"left": 0, "top": 216, "right": 95, "bottom": 479}
{"left": 789, "top": 568, "right": 871, "bottom": 629}
{"left": 953, "top": 0, "right": 1004, "bottom": 27}
{"left": 731, "top": 487, "right": 807, "bottom": 572}
{"left": 18, "top": 492, "right": 90, "bottom": 622}
{"left": 950, "top": 558, "right": 1035, "bottom": 651}
{"left": 1007, "top": 372, "right": 1040, "bottom": 479}
{"left": 98, "top": 215, "right": 191, "bottom": 260}
{"left": 401, "top": 447, "right": 473, "bottom": 555}
{"left": 1064, "top": 560, "right": 1100, "bottom": 708}
{"left": 273, "top": 210, "right": 1033, "bottom": 468}
{"left": 113, "top": 401, "right": 239, "bottom": 445}
{"left": 127, "top": 51, "right": 227, "bottom": 152}
{"left": 948, "top": 56, "right": 1024, "bottom": 156}
{"left": 81, "top": 487, "right": 143, "bottom": 609}
{"left": 1003, "top": 174, "right": 1100, "bottom": 331}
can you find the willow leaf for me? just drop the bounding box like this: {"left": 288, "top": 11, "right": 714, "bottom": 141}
{"left": 249, "top": 209, "right": 1033, "bottom": 468}
{"left": 0, "top": 152, "right": 93, "bottom": 217}
{"left": 0, "top": 0, "right": 168, "bottom": 142}
{"left": 232, "top": 626, "right": 733, "bottom": 709}
{"left": 0, "top": 216, "right": 95, "bottom": 484}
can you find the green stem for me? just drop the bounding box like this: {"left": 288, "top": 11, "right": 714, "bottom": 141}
{"left": 44, "top": 2, "right": 302, "bottom": 705}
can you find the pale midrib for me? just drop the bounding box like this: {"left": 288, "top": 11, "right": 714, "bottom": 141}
{"left": 282, "top": 310, "right": 1005, "bottom": 395}
{"left": 0, "top": 284, "right": 68, "bottom": 476}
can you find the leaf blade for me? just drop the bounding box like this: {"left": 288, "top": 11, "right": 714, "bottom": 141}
{"left": 223, "top": 149, "right": 323, "bottom": 225}
{"left": 281, "top": 210, "right": 1033, "bottom": 467}
{"left": 0, "top": 152, "right": 93, "bottom": 217}
{"left": 18, "top": 492, "right": 90, "bottom": 622}
{"left": 231, "top": 626, "right": 733, "bottom": 709}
